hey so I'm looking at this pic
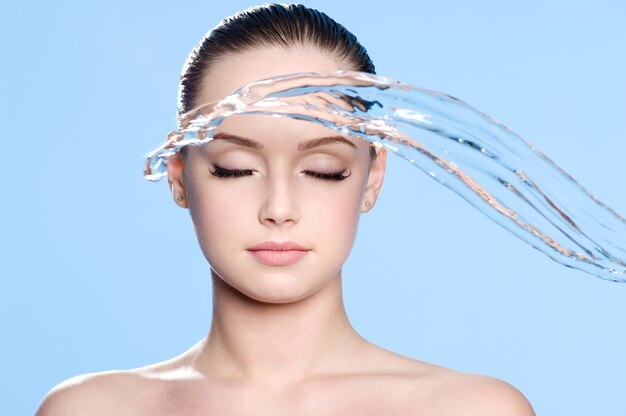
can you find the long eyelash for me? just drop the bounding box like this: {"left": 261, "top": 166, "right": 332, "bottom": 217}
{"left": 304, "top": 170, "right": 351, "bottom": 181}
{"left": 210, "top": 165, "right": 253, "bottom": 178}
{"left": 210, "top": 166, "right": 350, "bottom": 181}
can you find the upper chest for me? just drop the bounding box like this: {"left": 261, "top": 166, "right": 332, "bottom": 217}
{"left": 132, "top": 375, "right": 442, "bottom": 416}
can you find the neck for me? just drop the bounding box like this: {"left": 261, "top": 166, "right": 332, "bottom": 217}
{"left": 194, "top": 269, "right": 365, "bottom": 386}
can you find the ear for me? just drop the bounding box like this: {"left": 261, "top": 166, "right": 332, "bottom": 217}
{"left": 360, "top": 147, "right": 387, "bottom": 213}
{"left": 167, "top": 152, "right": 189, "bottom": 209}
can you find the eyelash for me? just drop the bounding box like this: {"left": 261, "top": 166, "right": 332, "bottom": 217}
{"left": 210, "top": 165, "right": 351, "bottom": 181}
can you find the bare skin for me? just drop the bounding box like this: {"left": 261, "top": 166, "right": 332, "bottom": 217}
{"left": 37, "top": 273, "right": 534, "bottom": 416}
{"left": 36, "top": 46, "right": 534, "bottom": 415}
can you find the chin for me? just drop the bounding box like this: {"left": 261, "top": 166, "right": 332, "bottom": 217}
{"left": 240, "top": 279, "right": 326, "bottom": 304}
{"left": 222, "top": 269, "right": 339, "bottom": 305}
{"left": 210, "top": 257, "right": 345, "bottom": 304}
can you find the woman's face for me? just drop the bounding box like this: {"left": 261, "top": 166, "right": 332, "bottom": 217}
{"left": 168, "top": 46, "right": 386, "bottom": 303}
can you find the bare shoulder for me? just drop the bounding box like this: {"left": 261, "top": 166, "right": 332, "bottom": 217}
{"left": 35, "top": 370, "right": 158, "bottom": 416}
{"left": 403, "top": 361, "right": 535, "bottom": 416}
{"left": 431, "top": 370, "right": 535, "bottom": 416}
{"left": 364, "top": 347, "right": 534, "bottom": 415}
{"left": 35, "top": 342, "right": 207, "bottom": 416}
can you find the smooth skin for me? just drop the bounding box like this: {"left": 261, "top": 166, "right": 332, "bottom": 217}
{"left": 36, "top": 46, "right": 535, "bottom": 415}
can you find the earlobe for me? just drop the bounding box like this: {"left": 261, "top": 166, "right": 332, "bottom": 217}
{"left": 167, "top": 152, "right": 188, "bottom": 209}
{"left": 361, "top": 148, "right": 387, "bottom": 213}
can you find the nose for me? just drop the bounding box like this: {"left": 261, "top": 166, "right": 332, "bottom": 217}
{"left": 258, "top": 170, "right": 300, "bottom": 227}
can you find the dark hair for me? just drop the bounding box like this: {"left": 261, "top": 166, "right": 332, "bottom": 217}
{"left": 177, "top": 3, "right": 377, "bottom": 158}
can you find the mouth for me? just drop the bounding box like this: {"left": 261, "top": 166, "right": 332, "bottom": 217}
{"left": 248, "top": 250, "right": 308, "bottom": 266}
{"left": 247, "top": 241, "right": 310, "bottom": 266}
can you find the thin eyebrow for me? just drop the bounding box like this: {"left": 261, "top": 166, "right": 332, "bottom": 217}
{"left": 211, "top": 132, "right": 356, "bottom": 151}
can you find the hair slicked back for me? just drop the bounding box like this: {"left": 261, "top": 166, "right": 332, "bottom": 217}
{"left": 177, "top": 3, "right": 376, "bottom": 122}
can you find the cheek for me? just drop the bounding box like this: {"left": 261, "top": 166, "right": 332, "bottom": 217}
{"left": 311, "top": 191, "right": 359, "bottom": 223}
{"left": 305, "top": 178, "right": 366, "bottom": 240}
{"left": 187, "top": 184, "right": 249, "bottom": 252}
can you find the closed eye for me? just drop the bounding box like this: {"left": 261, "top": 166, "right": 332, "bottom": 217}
{"left": 303, "top": 170, "right": 351, "bottom": 181}
{"left": 210, "top": 165, "right": 254, "bottom": 178}
{"left": 210, "top": 166, "right": 351, "bottom": 181}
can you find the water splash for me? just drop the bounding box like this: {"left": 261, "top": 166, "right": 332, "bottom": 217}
{"left": 144, "top": 70, "right": 626, "bottom": 282}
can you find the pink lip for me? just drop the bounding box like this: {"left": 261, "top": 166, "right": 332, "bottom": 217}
{"left": 247, "top": 241, "right": 310, "bottom": 266}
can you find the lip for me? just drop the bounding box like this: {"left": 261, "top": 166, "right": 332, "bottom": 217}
{"left": 248, "top": 241, "right": 308, "bottom": 251}
{"left": 247, "top": 241, "right": 310, "bottom": 266}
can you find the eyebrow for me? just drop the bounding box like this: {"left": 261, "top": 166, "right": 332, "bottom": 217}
{"left": 211, "top": 132, "right": 356, "bottom": 151}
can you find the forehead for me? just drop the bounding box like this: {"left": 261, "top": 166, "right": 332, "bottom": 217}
{"left": 194, "top": 46, "right": 368, "bottom": 151}
{"left": 197, "top": 46, "right": 347, "bottom": 103}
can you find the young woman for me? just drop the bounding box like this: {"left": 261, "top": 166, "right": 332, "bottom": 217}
{"left": 37, "top": 4, "right": 534, "bottom": 415}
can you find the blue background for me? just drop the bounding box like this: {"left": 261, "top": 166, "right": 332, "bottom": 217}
{"left": 2, "top": 1, "right": 625, "bottom": 414}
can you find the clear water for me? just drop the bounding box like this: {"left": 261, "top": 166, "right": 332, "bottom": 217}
{"left": 144, "top": 70, "right": 626, "bottom": 282}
